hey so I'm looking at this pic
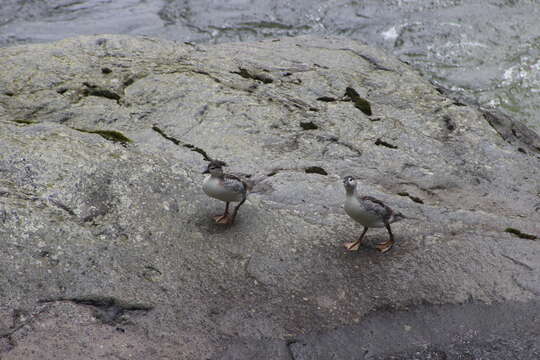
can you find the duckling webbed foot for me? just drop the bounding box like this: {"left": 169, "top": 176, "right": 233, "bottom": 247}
{"left": 377, "top": 223, "right": 395, "bottom": 253}
{"left": 376, "top": 239, "right": 394, "bottom": 253}
{"left": 213, "top": 202, "right": 232, "bottom": 224}
{"left": 344, "top": 227, "right": 368, "bottom": 251}
{"left": 344, "top": 241, "right": 362, "bottom": 251}
{"left": 213, "top": 214, "right": 230, "bottom": 223}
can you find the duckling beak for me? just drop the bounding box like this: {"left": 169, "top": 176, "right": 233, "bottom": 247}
{"left": 202, "top": 168, "right": 210, "bottom": 174}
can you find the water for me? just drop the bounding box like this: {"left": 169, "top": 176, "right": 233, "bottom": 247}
{"left": 1, "top": 0, "right": 539, "bottom": 133}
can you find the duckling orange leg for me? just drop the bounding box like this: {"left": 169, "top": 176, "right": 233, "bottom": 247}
{"left": 224, "top": 195, "right": 246, "bottom": 225}
{"left": 214, "top": 202, "right": 230, "bottom": 223}
{"left": 376, "top": 223, "right": 395, "bottom": 253}
{"left": 345, "top": 227, "right": 368, "bottom": 251}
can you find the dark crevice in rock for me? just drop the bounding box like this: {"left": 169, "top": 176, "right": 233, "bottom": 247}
{"left": 265, "top": 93, "right": 315, "bottom": 112}
{"left": 300, "top": 121, "right": 318, "bottom": 130}
{"left": 0, "top": 190, "right": 81, "bottom": 219}
{"left": 192, "top": 69, "right": 261, "bottom": 94}
{"left": 47, "top": 197, "right": 76, "bottom": 216}
{"left": 320, "top": 135, "right": 363, "bottom": 157}
{"left": 337, "top": 142, "right": 363, "bottom": 157}
{"left": 123, "top": 77, "right": 135, "bottom": 87}
{"left": 482, "top": 110, "right": 540, "bottom": 155}
{"left": 152, "top": 125, "right": 180, "bottom": 145}
{"left": 56, "top": 87, "right": 68, "bottom": 94}
{"left": 72, "top": 128, "right": 132, "bottom": 145}
{"left": 232, "top": 67, "right": 274, "bottom": 84}
{"left": 432, "top": 83, "right": 474, "bottom": 107}
{"left": 453, "top": 100, "right": 467, "bottom": 106}
{"left": 375, "top": 138, "right": 398, "bottom": 149}
{"left": 183, "top": 143, "right": 212, "bottom": 160}
{"left": 82, "top": 82, "right": 121, "bottom": 103}
{"left": 197, "top": 104, "right": 209, "bottom": 117}
{"left": 339, "top": 48, "right": 394, "bottom": 71}
{"left": 443, "top": 115, "right": 456, "bottom": 131}
{"left": 433, "top": 83, "right": 539, "bottom": 154}
{"left": 316, "top": 96, "right": 337, "bottom": 102}
{"left": 305, "top": 166, "right": 328, "bottom": 175}
{"left": 313, "top": 63, "right": 329, "bottom": 69}
{"left": 500, "top": 254, "right": 534, "bottom": 271}
{"left": 142, "top": 265, "right": 163, "bottom": 282}
{"left": 81, "top": 208, "right": 110, "bottom": 224}
{"left": 101, "top": 67, "right": 112, "bottom": 74}
{"left": 265, "top": 166, "right": 328, "bottom": 177}
{"left": 11, "top": 119, "right": 36, "bottom": 125}
{"left": 40, "top": 296, "right": 153, "bottom": 325}
{"left": 433, "top": 85, "right": 468, "bottom": 106}
{"left": 120, "top": 73, "right": 149, "bottom": 90}
{"left": 193, "top": 70, "right": 221, "bottom": 84}
{"left": 505, "top": 227, "right": 537, "bottom": 240}
{"left": 265, "top": 168, "right": 295, "bottom": 177}
{"left": 152, "top": 125, "right": 212, "bottom": 161}
{"left": 3, "top": 91, "right": 14, "bottom": 96}
{"left": 344, "top": 87, "right": 372, "bottom": 116}
{"left": 397, "top": 192, "right": 424, "bottom": 204}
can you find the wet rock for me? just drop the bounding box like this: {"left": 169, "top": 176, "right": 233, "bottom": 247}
{"left": 290, "top": 301, "right": 540, "bottom": 360}
{"left": 0, "top": 35, "right": 539, "bottom": 359}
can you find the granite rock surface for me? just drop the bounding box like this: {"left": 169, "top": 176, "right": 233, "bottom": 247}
{"left": 0, "top": 35, "right": 539, "bottom": 359}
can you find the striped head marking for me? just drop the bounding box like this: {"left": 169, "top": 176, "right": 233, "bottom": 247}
{"left": 203, "top": 160, "right": 227, "bottom": 175}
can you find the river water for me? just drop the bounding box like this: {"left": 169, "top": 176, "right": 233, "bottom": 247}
{"left": 1, "top": 0, "right": 539, "bottom": 132}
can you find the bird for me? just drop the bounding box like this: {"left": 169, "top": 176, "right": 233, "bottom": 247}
{"left": 202, "top": 160, "right": 248, "bottom": 224}
{"left": 342, "top": 176, "right": 406, "bottom": 253}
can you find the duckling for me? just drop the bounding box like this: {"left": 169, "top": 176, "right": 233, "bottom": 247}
{"left": 203, "top": 160, "right": 248, "bottom": 224}
{"left": 343, "top": 176, "right": 406, "bottom": 253}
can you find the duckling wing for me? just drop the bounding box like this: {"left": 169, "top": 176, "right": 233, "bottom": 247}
{"left": 223, "top": 174, "right": 248, "bottom": 194}
{"left": 359, "top": 195, "right": 393, "bottom": 221}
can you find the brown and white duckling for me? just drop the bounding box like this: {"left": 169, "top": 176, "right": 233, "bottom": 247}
{"left": 202, "top": 160, "right": 248, "bottom": 224}
{"left": 343, "top": 176, "right": 406, "bottom": 253}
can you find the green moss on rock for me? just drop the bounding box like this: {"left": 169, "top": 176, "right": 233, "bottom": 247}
{"left": 74, "top": 128, "right": 132, "bottom": 144}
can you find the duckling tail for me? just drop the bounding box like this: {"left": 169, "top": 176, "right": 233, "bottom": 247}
{"left": 393, "top": 212, "right": 421, "bottom": 222}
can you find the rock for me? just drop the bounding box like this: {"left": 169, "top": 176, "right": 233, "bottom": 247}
{"left": 290, "top": 300, "right": 540, "bottom": 359}
{"left": 0, "top": 35, "right": 539, "bottom": 359}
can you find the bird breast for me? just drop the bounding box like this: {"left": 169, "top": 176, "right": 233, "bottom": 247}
{"left": 344, "top": 196, "right": 385, "bottom": 228}
{"left": 203, "top": 176, "right": 243, "bottom": 202}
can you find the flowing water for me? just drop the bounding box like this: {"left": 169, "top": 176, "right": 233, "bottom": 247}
{"left": 1, "top": 0, "right": 539, "bottom": 132}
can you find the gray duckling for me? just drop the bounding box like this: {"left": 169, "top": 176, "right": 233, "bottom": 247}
{"left": 343, "top": 176, "right": 406, "bottom": 253}
{"left": 203, "top": 160, "right": 248, "bottom": 224}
